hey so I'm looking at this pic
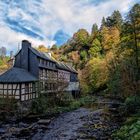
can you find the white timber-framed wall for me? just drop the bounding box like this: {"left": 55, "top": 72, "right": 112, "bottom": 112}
{"left": 0, "top": 82, "right": 38, "bottom": 101}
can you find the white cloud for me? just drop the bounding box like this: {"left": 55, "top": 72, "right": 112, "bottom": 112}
{"left": 0, "top": 0, "right": 138, "bottom": 54}
{"left": 0, "top": 24, "right": 55, "bottom": 54}
{"left": 39, "top": 0, "right": 137, "bottom": 34}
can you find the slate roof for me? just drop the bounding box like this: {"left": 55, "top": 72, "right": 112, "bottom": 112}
{"left": 14, "top": 42, "right": 77, "bottom": 74}
{"left": 30, "top": 47, "right": 56, "bottom": 62}
{"left": 64, "top": 64, "right": 77, "bottom": 73}
{"left": 56, "top": 62, "right": 77, "bottom": 73}
{"left": 0, "top": 67, "right": 38, "bottom": 83}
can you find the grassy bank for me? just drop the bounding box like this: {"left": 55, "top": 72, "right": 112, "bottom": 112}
{"left": 31, "top": 94, "right": 96, "bottom": 115}
{"left": 112, "top": 95, "right": 140, "bottom": 140}
{"left": 112, "top": 113, "right": 140, "bottom": 140}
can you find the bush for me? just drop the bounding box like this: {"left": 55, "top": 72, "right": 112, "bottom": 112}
{"left": 31, "top": 94, "right": 96, "bottom": 115}
{"left": 0, "top": 98, "right": 18, "bottom": 111}
{"left": 112, "top": 116, "right": 140, "bottom": 140}
{"left": 0, "top": 98, "right": 18, "bottom": 121}
{"left": 55, "top": 93, "right": 74, "bottom": 107}
{"left": 125, "top": 96, "right": 140, "bottom": 113}
{"left": 31, "top": 94, "right": 57, "bottom": 114}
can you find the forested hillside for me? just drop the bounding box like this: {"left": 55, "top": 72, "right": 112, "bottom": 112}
{"left": 0, "top": 3, "right": 139, "bottom": 139}
{"left": 49, "top": 4, "right": 140, "bottom": 138}
{"left": 52, "top": 4, "right": 140, "bottom": 98}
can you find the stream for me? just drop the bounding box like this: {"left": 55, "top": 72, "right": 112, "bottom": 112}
{"left": 0, "top": 97, "right": 123, "bottom": 140}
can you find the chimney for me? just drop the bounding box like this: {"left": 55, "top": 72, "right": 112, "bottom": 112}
{"left": 21, "top": 40, "right": 31, "bottom": 71}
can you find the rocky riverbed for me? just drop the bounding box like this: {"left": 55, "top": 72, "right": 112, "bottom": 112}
{"left": 0, "top": 97, "right": 123, "bottom": 140}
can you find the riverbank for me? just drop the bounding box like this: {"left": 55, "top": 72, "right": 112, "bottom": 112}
{"left": 0, "top": 96, "right": 123, "bottom": 139}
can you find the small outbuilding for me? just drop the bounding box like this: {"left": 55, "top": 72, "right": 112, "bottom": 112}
{"left": 0, "top": 67, "right": 38, "bottom": 101}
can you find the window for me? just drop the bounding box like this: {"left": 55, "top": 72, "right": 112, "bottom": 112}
{"left": 45, "top": 82, "right": 47, "bottom": 90}
{"left": 39, "top": 69, "right": 43, "bottom": 78}
{"left": 45, "top": 61, "right": 47, "bottom": 66}
{"left": 39, "top": 59, "right": 42, "bottom": 64}
{"left": 32, "top": 83, "right": 36, "bottom": 92}
{"left": 47, "top": 83, "right": 50, "bottom": 90}
{"left": 46, "top": 61, "right": 49, "bottom": 67}
{"left": 50, "top": 83, "right": 53, "bottom": 90}
{"left": 53, "top": 84, "right": 55, "bottom": 89}
{"left": 25, "top": 83, "right": 29, "bottom": 93}
{"left": 43, "top": 69, "right": 45, "bottom": 77}
{"left": 43, "top": 60, "right": 46, "bottom": 65}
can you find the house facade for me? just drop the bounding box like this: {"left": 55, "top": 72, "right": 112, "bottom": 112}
{"left": 0, "top": 40, "right": 79, "bottom": 101}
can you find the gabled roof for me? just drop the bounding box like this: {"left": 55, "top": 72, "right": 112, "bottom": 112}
{"left": 64, "top": 64, "right": 77, "bottom": 73}
{"left": 56, "top": 61, "right": 77, "bottom": 73}
{"left": 0, "top": 67, "right": 38, "bottom": 83}
{"left": 56, "top": 62, "right": 69, "bottom": 71}
{"left": 30, "top": 47, "right": 55, "bottom": 62}
{"left": 14, "top": 41, "right": 77, "bottom": 74}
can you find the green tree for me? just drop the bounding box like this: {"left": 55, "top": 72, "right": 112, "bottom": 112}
{"left": 80, "top": 50, "right": 88, "bottom": 61}
{"left": 91, "top": 23, "right": 98, "bottom": 34}
{"left": 100, "top": 17, "right": 106, "bottom": 29}
{"left": 88, "top": 38, "right": 102, "bottom": 58}
{"left": 71, "top": 29, "right": 90, "bottom": 50}
{"left": 106, "top": 10, "right": 123, "bottom": 30}
{"left": 121, "top": 3, "right": 140, "bottom": 94}
{"left": 127, "top": 4, "right": 140, "bottom": 73}
{"left": 108, "top": 4, "right": 140, "bottom": 97}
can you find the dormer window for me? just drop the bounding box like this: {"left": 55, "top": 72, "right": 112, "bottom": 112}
{"left": 45, "top": 61, "right": 47, "bottom": 66}
{"left": 39, "top": 58, "right": 42, "bottom": 64}
{"left": 46, "top": 61, "right": 48, "bottom": 67}
{"left": 48, "top": 62, "right": 50, "bottom": 67}
{"left": 53, "top": 63, "right": 55, "bottom": 68}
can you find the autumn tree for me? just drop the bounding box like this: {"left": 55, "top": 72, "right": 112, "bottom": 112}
{"left": 50, "top": 3, "right": 139, "bottom": 97}
{"left": 81, "top": 57, "right": 108, "bottom": 94}
{"left": 71, "top": 29, "right": 90, "bottom": 50}
{"left": 37, "top": 45, "right": 49, "bottom": 53}
{"left": 101, "top": 26, "right": 120, "bottom": 65}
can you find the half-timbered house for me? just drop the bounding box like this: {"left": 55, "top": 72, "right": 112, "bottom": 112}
{"left": 0, "top": 40, "right": 79, "bottom": 101}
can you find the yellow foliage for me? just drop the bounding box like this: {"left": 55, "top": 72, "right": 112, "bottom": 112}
{"left": 80, "top": 57, "right": 108, "bottom": 93}
{"left": 68, "top": 51, "right": 80, "bottom": 64}
{"left": 37, "top": 45, "right": 49, "bottom": 53}
{"left": 101, "top": 26, "right": 120, "bottom": 51}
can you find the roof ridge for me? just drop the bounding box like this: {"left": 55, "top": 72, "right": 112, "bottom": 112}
{"left": 29, "top": 47, "right": 55, "bottom": 62}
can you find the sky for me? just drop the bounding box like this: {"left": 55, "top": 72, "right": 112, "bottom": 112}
{"left": 0, "top": 0, "right": 139, "bottom": 55}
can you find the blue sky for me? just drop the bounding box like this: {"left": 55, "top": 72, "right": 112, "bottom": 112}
{"left": 0, "top": 0, "right": 139, "bottom": 55}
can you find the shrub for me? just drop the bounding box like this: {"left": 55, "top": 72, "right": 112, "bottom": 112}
{"left": 125, "top": 96, "right": 140, "bottom": 113}
{"left": 0, "top": 98, "right": 18, "bottom": 120}
{"left": 112, "top": 116, "right": 140, "bottom": 140}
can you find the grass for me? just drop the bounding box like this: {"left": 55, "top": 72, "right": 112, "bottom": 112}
{"left": 112, "top": 112, "right": 140, "bottom": 140}
{"left": 31, "top": 94, "right": 96, "bottom": 115}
